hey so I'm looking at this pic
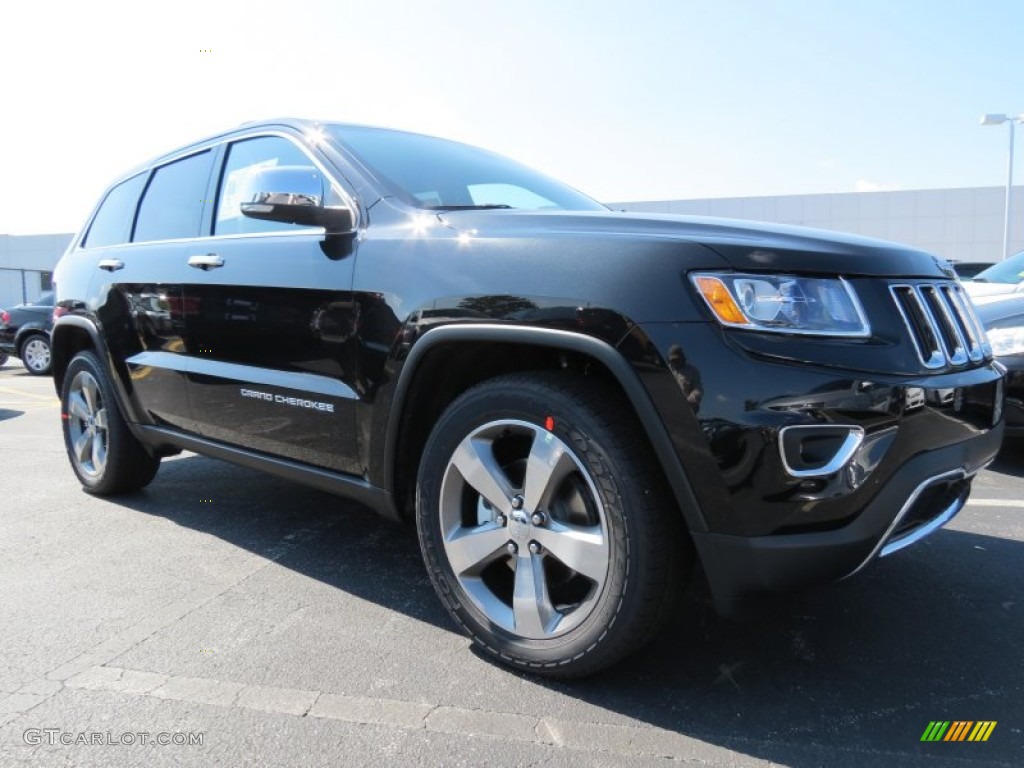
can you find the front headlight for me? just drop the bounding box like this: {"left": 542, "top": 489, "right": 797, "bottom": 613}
{"left": 690, "top": 272, "right": 871, "bottom": 337}
{"left": 986, "top": 326, "right": 1024, "bottom": 357}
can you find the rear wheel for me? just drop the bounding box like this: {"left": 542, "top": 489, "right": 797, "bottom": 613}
{"left": 61, "top": 350, "right": 160, "bottom": 494}
{"left": 21, "top": 334, "right": 51, "bottom": 375}
{"left": 417, "top": 372, "right": 690, "bottom": 677}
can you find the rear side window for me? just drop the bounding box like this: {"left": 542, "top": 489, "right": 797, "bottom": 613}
{"left": 133, "top": 151, "right": 214, "bottom": 243}
{"left": 82, "top": 173, "right": 146, "bottom": 248}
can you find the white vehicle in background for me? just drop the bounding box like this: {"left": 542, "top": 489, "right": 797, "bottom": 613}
{"left": 963, "top": 250, "right": 1024, "bottom": 303}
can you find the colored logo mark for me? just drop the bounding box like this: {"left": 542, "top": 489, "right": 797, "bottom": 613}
{"left": 921, "top": 721, "right": 997, "bottom": 742}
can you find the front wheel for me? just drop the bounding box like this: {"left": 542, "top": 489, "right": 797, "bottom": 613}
{"left": 61, "top": 350, "right": 160, "bottom": 494}
{"left": 21, "top": 334, "right": 52, "bottom": 375}
{"left": 417, "top": 373, "right": 690, "bottom": 677}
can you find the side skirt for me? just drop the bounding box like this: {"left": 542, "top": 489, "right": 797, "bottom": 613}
{"left": 138, "top": 425, "right": 400, "bottom": 522}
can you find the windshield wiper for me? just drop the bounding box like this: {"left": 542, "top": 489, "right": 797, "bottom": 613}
{"left": 425, "top": 204, "right": 514, "bottom": 210}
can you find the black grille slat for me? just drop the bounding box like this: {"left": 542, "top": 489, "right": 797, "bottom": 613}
{"left": 890, "top": 281, "right": 988, "bottom": 369}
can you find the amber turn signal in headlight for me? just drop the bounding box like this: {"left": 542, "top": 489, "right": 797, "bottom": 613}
{"left": 690, "top": 272, "right": 871, "bottom": 337}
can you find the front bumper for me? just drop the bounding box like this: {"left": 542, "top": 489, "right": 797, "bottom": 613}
{"left": 624, "top": 321, "right": 1005, "bottom": 616}
{"left": 691, "top": 428, "right": 1000, "bottom": 617}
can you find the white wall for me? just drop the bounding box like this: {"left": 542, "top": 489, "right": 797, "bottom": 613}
{"left": 0, "top": 234, "right": 73, "bottom": 307}
{"left": 611, "top": 185, "right": 1024, "bottom": 264}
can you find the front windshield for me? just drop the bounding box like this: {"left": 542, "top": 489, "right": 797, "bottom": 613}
{"left": 972, "top": 251, "right": 1024, "bottom": 284}
{"left": 327, "top": 125, "right": 606, "bottom": 212}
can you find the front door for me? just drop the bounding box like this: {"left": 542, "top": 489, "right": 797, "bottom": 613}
{"left": 183, "top": 135, "right": 361, "bottom": 474}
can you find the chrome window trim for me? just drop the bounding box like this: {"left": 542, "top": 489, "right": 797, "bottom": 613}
{"left": 209, "top": 130, "right": 359, "bottom": 238}
{"left": 77, "top": 127, "right": 360, "bottom": 250}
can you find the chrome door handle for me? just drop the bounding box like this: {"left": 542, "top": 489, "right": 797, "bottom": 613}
{"left": 188, "top": 254, "right": 224, "bottom": 270}
{"left": 98, "top": 259, "right": 124, "bottom": 272}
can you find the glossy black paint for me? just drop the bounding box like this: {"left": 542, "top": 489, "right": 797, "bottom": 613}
{"left": 52, "top": 118, "right": 1005, "bottom": 614}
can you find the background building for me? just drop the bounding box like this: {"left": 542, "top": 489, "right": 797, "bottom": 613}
{"left": 0, "top": 234, "right": 73, "bottom": 308}
{"left": 614, "top": 185, "right": 1024, "bottom": 266}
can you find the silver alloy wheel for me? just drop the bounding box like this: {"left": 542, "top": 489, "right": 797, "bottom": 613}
{"left": 23, "top": 337, "right": 51, "bottom": 372}
{"left": 438, "top": 419, "right": 610, "bottom": 640}
{"left": 66, "top": 370, "right": 109, "bottom": 477}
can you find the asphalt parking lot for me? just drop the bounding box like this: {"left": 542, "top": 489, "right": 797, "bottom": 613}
{"left": 0, "top": 363, "right": 1021, "bottom": 767}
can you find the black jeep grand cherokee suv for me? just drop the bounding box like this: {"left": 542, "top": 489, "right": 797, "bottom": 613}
{"left": 52, "top": 119, "right": 1003, "bottom": 676}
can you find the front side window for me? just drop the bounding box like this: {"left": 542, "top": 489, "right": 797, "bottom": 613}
{"left": 133, "top": 151, "right": 214, "bottom": 243}
{"left": 82, "top": 173, "right": 146, "bottom": 248}
{"left": 214, "top": 136, "right": 321, "bottom": 236}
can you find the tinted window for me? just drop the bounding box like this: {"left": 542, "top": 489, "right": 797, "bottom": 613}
{"left": 133, "top": 151, "right": 214, "bottom": 242}
{"left": 82, "top": 173, "right": 146, "bottom": 248}
{"left": 215, "top": 136, "right": 320, "bottom": 236}
{"left": 328, "top": 125, "right": 605, "bottom": 212}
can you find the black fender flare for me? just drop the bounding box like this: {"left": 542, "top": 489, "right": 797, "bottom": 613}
{"left": 51, "top": 316, "right": 145, "bottom": 430}
{"left": 384, "top": 323, "right": 708, "bottom": 534}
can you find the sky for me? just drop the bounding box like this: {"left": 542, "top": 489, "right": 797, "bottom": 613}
{"left": 2, "top": 0, "right": 1023, "bottom": 234}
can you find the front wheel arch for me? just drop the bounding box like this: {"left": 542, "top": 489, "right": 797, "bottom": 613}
{"left": 385, "top": 325, "right": 708, "bottom": 536}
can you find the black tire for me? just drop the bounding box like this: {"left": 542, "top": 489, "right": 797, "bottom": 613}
{"left": 20, "top": 333, "right": 52, "bottom": 376}
{"left": 60, "top": 350, "right": 160, "bottom": 494}
{"left": 0, "top": 351, "right": 8, "bottom": 367}
{"left": 416, "top": 372, "right": 691, "bottom": 677}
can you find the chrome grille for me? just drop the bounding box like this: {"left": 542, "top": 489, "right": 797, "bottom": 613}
{"left": 889, "top": 282, "right": 989, "bottom": 369}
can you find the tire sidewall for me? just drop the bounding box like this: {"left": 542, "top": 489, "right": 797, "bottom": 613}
{"left": 417, "top": 378, "right": 636, "bottom": 672}
{"left": 21, "top": 334, "right": 51, "bottom": 375}
{"left": 61, "top": 352, "right": 117, "bottom": 491}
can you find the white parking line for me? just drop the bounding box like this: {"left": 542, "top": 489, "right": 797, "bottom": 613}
{"left": 967, "top": 498, "right": 1024, "bottom": 508}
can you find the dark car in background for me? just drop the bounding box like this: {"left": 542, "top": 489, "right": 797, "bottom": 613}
{"left": 975, "top": 295, "right": 1024, "bottom": 437}
{"left": 950, "top": 261, "right": 995, "bottom": 280}
{"left": 0, "top": 291, "right": 54, "bottom": 375}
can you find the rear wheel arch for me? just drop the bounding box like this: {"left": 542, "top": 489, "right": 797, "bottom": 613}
{"left": 51, "top": 318, "right": 144, "bottom": 430}
{"left": 52, "top": 318, "right": 105, "bottom": 392}
{"left": 384, "top": 325, "right": 708, "bottom": 535}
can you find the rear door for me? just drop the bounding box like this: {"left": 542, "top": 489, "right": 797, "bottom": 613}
{"left": 84, "top": 150, "right": 215, "bottom": 432}
{"left": 183, "top": 133, "right": 361, "bottom": 474}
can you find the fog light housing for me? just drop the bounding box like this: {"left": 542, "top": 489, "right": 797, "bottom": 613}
{"left": 779, "top": 424, "right": 865, "bottom": 478}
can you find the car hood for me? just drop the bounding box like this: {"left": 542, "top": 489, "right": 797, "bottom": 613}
{"left": 962, "top": 280, "right": 1024, "bottom": 302}
{"left": 437, "top": 210, "right": 954, "bottom": 278}
{"left": 974, "top": 293, "right": 1024, "bottom": 326}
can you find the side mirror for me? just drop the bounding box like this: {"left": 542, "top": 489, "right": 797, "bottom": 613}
{"left": 239, "top": 165, "right": 355, "bottom": 235}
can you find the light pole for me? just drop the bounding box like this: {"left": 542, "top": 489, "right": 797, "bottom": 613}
{"left": 980, "top": 113, "right": 1024, "bottom": 260}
